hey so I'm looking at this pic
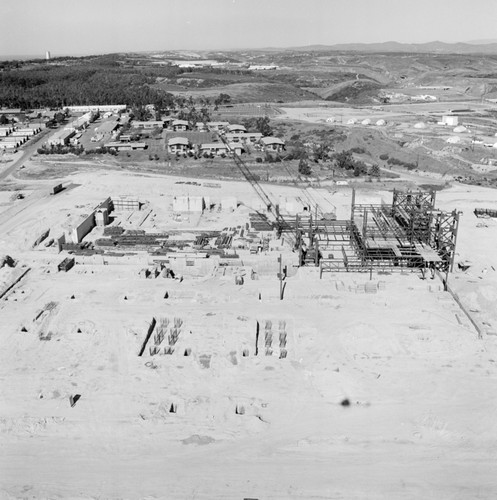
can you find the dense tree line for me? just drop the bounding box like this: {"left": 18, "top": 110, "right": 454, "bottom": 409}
{"left": 0, "top": 63, "right": 175, "bottom": 110}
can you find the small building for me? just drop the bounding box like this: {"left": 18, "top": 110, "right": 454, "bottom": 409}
{"left": 168, "top": 137, "right": 191, "bottom": 154}
{"left": 172, "top": 119, "right": 189, "bottom": 132}
{"left": 0, "top": 141, "right": 19, "bottom": 150}
{"left": 248, "top": 64, "right": 278, "bottom": 70}
{"left": 242, "top": 132, "right": 263, "bottom": 143}
{"left": 195, "top": 122, "right": 208, "bottom": 131}
{"left": 96, "top": 119, "right": 119, "bottom": 135}
{"left": 2, "top": 136, "right": 25, "bottom": 143}
{"left": 199, "top": 143, "right": 229, "bottom": 156}
{"left": 207, "top": 121, "right": 229, "bottom": 131}
{"left": 65, "top": 105, "right": 126, "bottom": 113}
{"left": 133, "top": 120, "right": 164, "bottom": 129}
{"left": 0, "top": 127, "right": 14, "bottom": 136}
{"left": 226, "top": 124, "right": 246, "bottom": 134}
{"left": 442, "top": 115, "right": 459, "bottom": 127}
{"left": 18, "top": 126, "right": 42, "bottom": 134}
{"left": 225, "top": 133, "right": 244, "bottom": 143}
{"left": 47, "top": 129, "right": 76, "bottom": 146}
{"left": 12, "top": 130, "right": 35, "bottom": 137}
{"left": 65, "top": 111, "right": 95, "bottom": 131}
{"left": 225, "top": 132, "right": 262, "bottom": 144}
{"left": 228, "top": 142, "right": 245, "bottom": 155}
{"left": 260, "top": 137, "right": 285, "bottom": 152}
{"left": 104, "top": 141, "right": 147, "bottom": 151}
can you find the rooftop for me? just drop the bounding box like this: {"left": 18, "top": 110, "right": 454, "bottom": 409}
{"left": 168, "top": 137, "right": 190, "bottom": 146}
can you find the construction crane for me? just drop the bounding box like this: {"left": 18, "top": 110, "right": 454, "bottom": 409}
{"left": 217, "top": 133, "right": 290, "bottom": 237}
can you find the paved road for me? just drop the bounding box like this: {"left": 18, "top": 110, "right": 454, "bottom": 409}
{"left": 0, "top": 128, "right": 52, "bottom": 182}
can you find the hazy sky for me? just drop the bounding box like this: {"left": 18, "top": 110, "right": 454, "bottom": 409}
{"left": 1, "top": 0, "right": 497, "bottom": 57}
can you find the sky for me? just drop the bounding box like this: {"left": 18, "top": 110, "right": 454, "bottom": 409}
{"left": 1, "top": 0, "right": 497, "bottom": 58}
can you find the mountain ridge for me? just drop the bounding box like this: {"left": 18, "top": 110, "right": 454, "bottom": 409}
{"left": 285, "top": 41, "right": 497, "bottom": 54}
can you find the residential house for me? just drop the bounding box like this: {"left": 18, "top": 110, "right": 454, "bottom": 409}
{"left": 207, "top": 121, "right": 229, "bottom": 132}
{"left": 225, "top": 133, "right": 245, "bottom": 143}
{"left": 172, "top": 119, "right": 189, "bottom": 132}
{"left": 226, "top": 124, "right": 246, "bottom": 134}
{"left": 242, "top": 132, "right": 263, "bottom": 143}
{"left": 133, "top": 120, "right": 164, "bottom": 129}
{"left": 260, "top": 137, "right": 285, "bottom": 152}
{"left": 228, "top": 142, "right": 245, "bottom": 155}
{"left": 225, "top": 132, "right": 262, "bottom": 144}
{"left": 199, "top": 143, "right": 229, "bottom": 156}
{"left": 168, "top": 137, "right": 191, "bottom": 154}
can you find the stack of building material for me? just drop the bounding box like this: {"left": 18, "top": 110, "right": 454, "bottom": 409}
{"left": 95, "top": 238, "right": 115, "bottom": 247}
{"left": 194, "top": 235, "right": 210, "bottom": 247}
{"left": 103, "top": 226, "right": 124, "bottom": 236}
{"left": 249, "top": 213, "right": 273, "bottom": 231}
{"left": 57, "top": 257, "right": 75, "bottom": 272}
{"left": 215, "top": 234, "right": 233, "bottom": 248}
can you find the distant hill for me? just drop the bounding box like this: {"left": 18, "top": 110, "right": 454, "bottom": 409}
{"left": 288, "top": 41, "right": 497, "bottom": 54}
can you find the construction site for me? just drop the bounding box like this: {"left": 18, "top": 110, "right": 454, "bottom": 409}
{"left": 3, "top": 134, "right": 497, "bottom": 499}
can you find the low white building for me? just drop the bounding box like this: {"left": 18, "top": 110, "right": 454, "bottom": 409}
{"left": 65, "top": 105, "right": 126, "bottom": 113}
{"left": 442, "top": 115, "right": 458, "bottom": 126}
{"left": 200, "top": 143, "right": 228, "bottom": 155}
{"left": 133, "top": 120, "right": 164, "bottom": 129}
{"left": 47, "top": 129, "right": 75, "bottom": 146}
{"left": 104, "top": 141, "right": 146, "bottom": 151}
{"left": 225, "top": 132, "right": 262, "bottom": 144}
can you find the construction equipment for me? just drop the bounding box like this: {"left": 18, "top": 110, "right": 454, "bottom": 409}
{"left": 217, "top": 133, "right": 290, "bottom": 237}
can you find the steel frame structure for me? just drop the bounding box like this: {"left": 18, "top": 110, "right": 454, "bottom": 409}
{"left": 309, "top": 189, "right": 461, "bottom": 279}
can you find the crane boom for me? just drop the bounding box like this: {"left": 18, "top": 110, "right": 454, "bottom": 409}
{"left": 217, "top": 133, "right": 282, "bottom": 227}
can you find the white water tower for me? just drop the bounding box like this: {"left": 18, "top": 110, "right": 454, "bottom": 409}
{"left": 45, "top": 51, "right": 51, "bottom": 61}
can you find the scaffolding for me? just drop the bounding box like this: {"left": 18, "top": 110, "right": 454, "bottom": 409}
{"left": 296, "top": 189, "right": 463, "bottom": 281}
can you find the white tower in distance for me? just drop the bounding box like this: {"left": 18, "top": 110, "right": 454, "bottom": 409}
{"left": 45, "top": 51, "right": 51, "bottom": 61}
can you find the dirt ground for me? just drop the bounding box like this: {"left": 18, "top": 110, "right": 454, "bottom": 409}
{"left": 1, "top": 166, "right": 497, "bottom": 499}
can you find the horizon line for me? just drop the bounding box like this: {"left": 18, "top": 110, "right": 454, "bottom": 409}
{"left": 3, "top": 39, "right": 497, "bottom": 61}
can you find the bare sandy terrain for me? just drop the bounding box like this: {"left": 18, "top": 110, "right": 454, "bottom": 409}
{"left": 1, "top": 170, "right": 497, "bottom": 499}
